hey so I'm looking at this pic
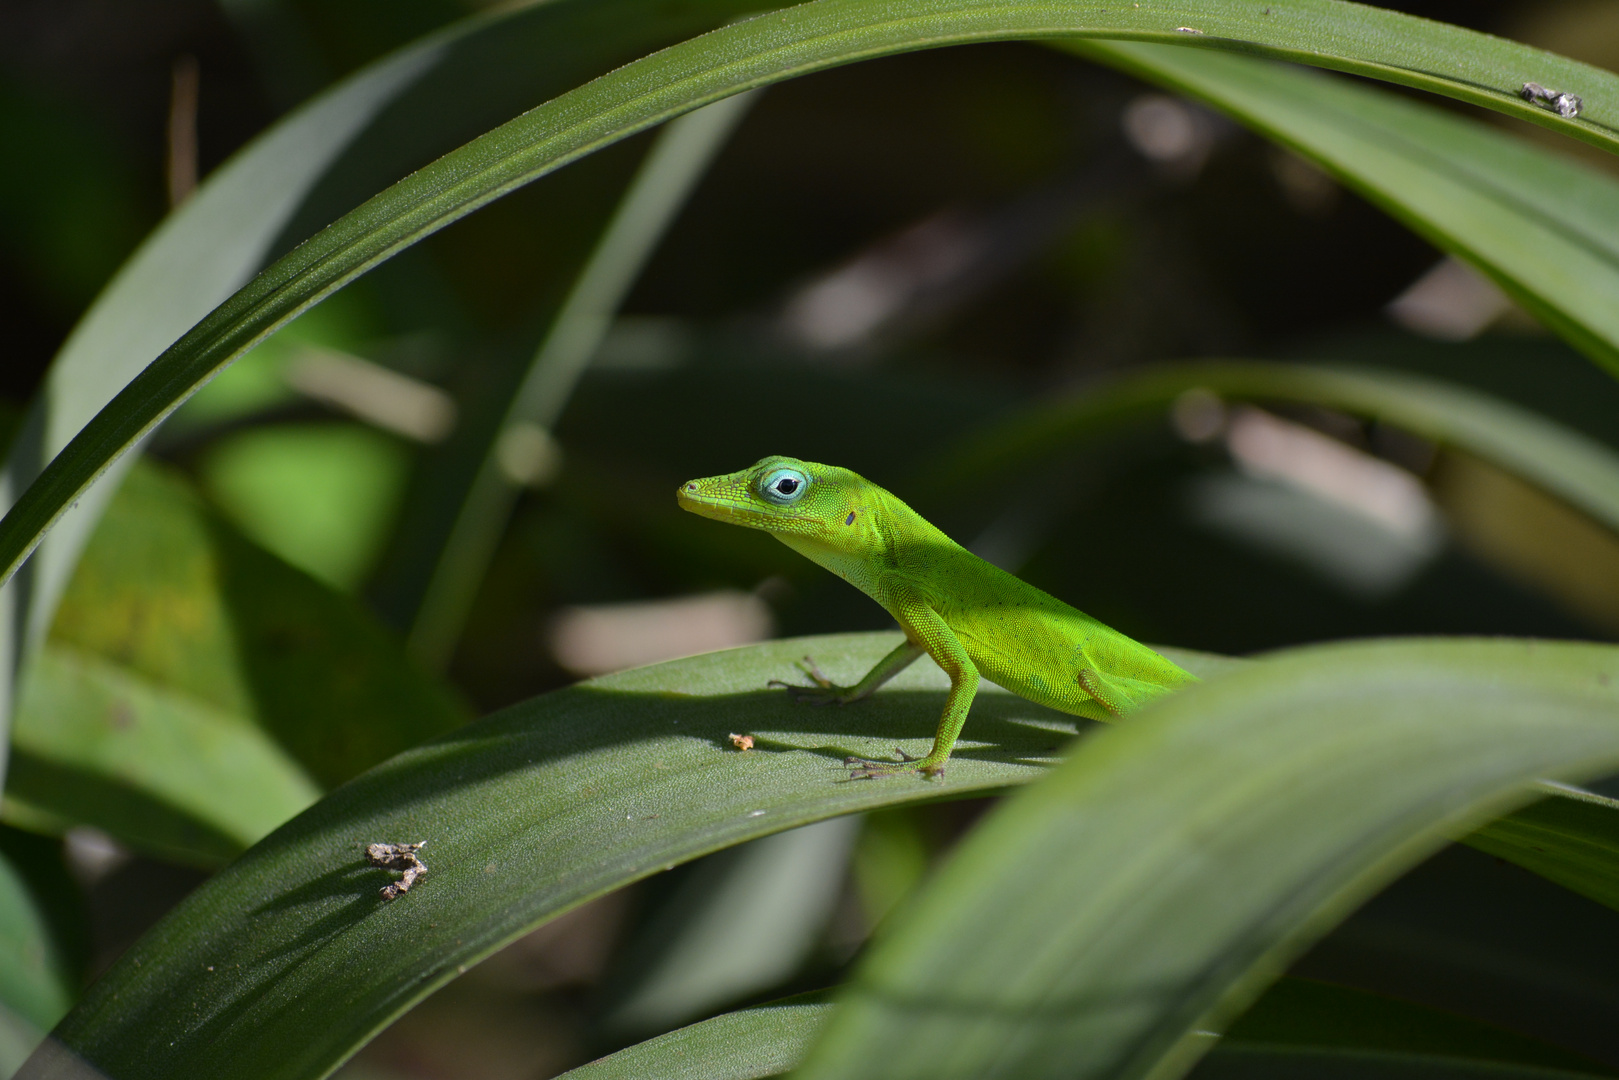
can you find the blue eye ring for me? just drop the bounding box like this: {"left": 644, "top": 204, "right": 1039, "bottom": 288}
{"left": 760, "top": 467, "right": 809, "bottom": 505}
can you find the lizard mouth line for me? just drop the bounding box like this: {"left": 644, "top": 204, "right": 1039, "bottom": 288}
{"left": 677, "top": 488, "right": 815, "bottom": 530}
{"left": 676, "top": 488, "right": 753, "bottom": 523}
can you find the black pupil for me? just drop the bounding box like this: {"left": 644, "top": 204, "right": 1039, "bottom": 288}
{"left": 775, "top": 478, "right": 799, "bottom": 495}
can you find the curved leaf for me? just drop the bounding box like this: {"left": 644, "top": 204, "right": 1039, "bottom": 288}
{"left": 554, "top": 977, "right": 1619, "bottom": 1079}
{"left": 0, "top": 827, "right": 81, "bottom": 1074}
{"left": 1221, "top": 977, "right": 1619, "bottom": 1075}
{"left": 558, "top": 995, "right": 832, "bottom": 1080}
{"left": 24, "top": 633, "right": 1231, "bottom": 1080}
{"left": 5, "top": 648, "right": 319, "bottom": 867}
{"left": 794, "top": 638, "right": 1619, "bottom": 1080}
{"left": 3, "top": 0, "right": 1615, "bottom": 606}
{"left": 602, "top": 817, "right": 857, "bottom": 1035}
{"left": 1192, "top": 1046, "right": 1610, "bottom": 1080}
{"left": 2, "top": 462, "right": 464, "bottom": 866}
{"left": 1069, "top": 40, "right": 1619, "bottom": 374}
{"left": 21, "top": 633, "right": 1619, "bottom": 1078}
{"left": 0, "top": 848, "right": 69, "bottom": 1039}
{"left": 0, "top": 0, "right": 768, "bottom": 780}
{"left": 1467, "top": 782, "right": 1619, "bottom": 916}
{"left": 0, "top": 31, "right": 443, "bottom": 782}
{"left": 930, "top": 361, "right": 1619, "bottom": 535}
{"left": 408, "top": 91, "right": 759, "bottom": 666}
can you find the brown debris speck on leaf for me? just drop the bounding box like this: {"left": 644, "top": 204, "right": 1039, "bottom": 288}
{"left": 729, "top": 733, "right": 755, "bottom": 751}
{"left": 1521, "top": 82, "right": 1582, "bottom": 119}
{"left": 367, "top": 841, "right": 428, "bottom": 900}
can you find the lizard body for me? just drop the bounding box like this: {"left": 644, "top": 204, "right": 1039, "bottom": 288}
{"left": 678, "top": 456, "right": 1196, "bottom": 777}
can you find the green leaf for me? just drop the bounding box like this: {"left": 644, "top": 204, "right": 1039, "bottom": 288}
{"left": 1222, "top": 977, "right": 1618, "bottom": 1076}
{"left": 1, "top": 461, "right": 465, "bottom": 865}
{"left": 548, "top": 979, "right": 1619, "bottom": 1080}
{"left": 0, "top": 846, "right": 70, "bottom": 1039}
{"left": 5, "top": 0, "right": 1616, "bottom": 620}
{"left": 199, "top": 423, "right": 412, "bottom": 591}
{"left": 0, "top": 829, "right": 80, "bottom": 1078}
{"left": 0, "top": 0, "right": 766, "bottom": 781}
{"left": 1067, "top": 39, "right": 1619, "bottom": 375}
{"left": 602, "top": 818, "right": 857, "bottom": 1036}
{"left": 5, "top": 649, "right": 319, "bottom": 867}
{"left": 1466, "top": 782, "right": 1619, "bottom": 917}
{"left": 407, "top": 90, "right": 759, "bottom": 666}
{"left": 20, "top": 634, "right": 1225, "bottom": 1080}
{"left": 558, "top": 996, "right": 832, "bottom": 1080}
{"left": 794, "top": 638, "right": 1619, "bottom": 1080}
{"left": 0, "top": 28, "right": 446, "bottom": 775}
{"left": 931, "top": 361, "right": 1619, "bottom": 536}
{"left": 1193, "top": 1046, "right": 1611, "bottom": 1079}
{"left": 24, "top": 634, "right": 1619, "bottom": 1078}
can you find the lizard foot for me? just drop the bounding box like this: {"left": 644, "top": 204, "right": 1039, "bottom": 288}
{"left": 843, "top": 747, "right": 945, "bottom": 780}
{"left": 769, "top": 656, "right": 856, "bottom": 706}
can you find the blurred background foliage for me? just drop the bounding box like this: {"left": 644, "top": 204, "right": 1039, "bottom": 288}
{"left": 7, "top": 0, "right": 1619, "bottom": 1077}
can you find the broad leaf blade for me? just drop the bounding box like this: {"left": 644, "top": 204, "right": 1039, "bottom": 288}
{"left": 4, "top": 0, "right": 1616, "bottom": 617}
{"left": 795, "top": 638, "right": 1619, "bottom": 1080}
{"left": 558, "top": 996, "right": 832, "bottom": 1080}
{"left": 21, "top": 633, "right": 1121, "bottom": 1080}
{"left": 49, "top": 463, "right": 467, "bottom": 787}
{"left": 5, "top": 648, "right": 319, "bottom": 867}
{"left": 20, "top": 635, "right": 1618, "bottom": 1079}
{"left": 2, "top": 462, "right": 464, "bottom": 866}
{"left": 0, "top": 848, "right": 70, "bottom": 1041}
{"left": 554, "top": 978, "right": 1619, "bottom": 1080}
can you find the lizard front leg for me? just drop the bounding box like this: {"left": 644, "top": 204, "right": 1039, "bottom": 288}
{"left": 846, "top": 596, "right": 977, "bottom": 780}
{"left": 770, "top": 638, "right": 925, "bottom": 705}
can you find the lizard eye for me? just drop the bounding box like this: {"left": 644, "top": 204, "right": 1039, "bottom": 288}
{"left": 760, "top": 467, "right": 808, "bottom": 505}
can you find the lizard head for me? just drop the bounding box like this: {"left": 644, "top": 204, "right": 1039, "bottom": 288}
{"left": 677, "top": 456, "right": 877, "bottom": 548}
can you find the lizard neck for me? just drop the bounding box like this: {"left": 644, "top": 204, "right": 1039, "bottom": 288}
{"left": 774, "top": 531, "right": 887, "bottom": 600}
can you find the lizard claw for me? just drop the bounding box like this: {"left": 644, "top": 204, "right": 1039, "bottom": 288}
{"left": 770, "top": 680, "right": 843, "bottom": 706}
{"left": 843, "top": 747, "right": 942, "bottom": 780}
{"left": 770, "top": 656, "right": 853, "bottom": 706}
{"left": 796, "top": 655, "right": 835, "bottom": 689}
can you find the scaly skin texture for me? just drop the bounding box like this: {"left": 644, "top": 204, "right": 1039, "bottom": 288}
{"left": 678, "top": 456, "right": 1197, "bottom": 778}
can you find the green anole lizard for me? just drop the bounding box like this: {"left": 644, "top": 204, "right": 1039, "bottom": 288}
{"left": 678, "top": 456, "right": 1197, "bottom": 778}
